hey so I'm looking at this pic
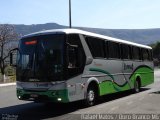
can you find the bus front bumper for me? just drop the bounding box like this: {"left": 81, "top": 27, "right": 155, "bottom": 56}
{"left": 16, "top": 88, "right": 69, "bottom": 103}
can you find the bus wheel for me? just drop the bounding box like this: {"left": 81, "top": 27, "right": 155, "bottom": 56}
{"left": 134, "top": 80, "right": 140, "bottom": 93}
{"left": 85, "top": 85, "right": 97, "bottom": 106}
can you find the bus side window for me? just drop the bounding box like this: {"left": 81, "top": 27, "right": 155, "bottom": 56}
{"left": 149, "top": 49, "right": 153, "bottom": 61}
{"left": 105, "top": 41, "right": 109, "bottom": 58}
{"left": 67, "top": 44, "right": 78, "bottom": 68}
{"left": 142, "top": 48, "right": 149, "bottom": 61}
{"left": 85, "top": 36, "right": 105, "bottom": 58}
{"left": 108, "top": 41, "right": 120, "bottom": 59}
{"left": 121, "top": 44, "right": 132, "bottom": 60}
{"left": 132, "top": 47, "right": 141, "bottom": 60}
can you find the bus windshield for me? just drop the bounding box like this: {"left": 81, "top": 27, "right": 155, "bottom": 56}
{"left": 17, "top": 34, "right": 65, "bottom": 82}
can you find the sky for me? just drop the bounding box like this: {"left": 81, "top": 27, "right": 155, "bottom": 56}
{"left": 0, "top": 0, "right": 160, "bottom": 29}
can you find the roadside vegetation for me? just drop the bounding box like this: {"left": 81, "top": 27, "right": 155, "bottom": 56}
{"left": 150, "top": 41, "right": 160, "bottom": 67}
{"left": 0, "top": 24, "right": 18, "bottom": 82}
{"left": 0, "top": 65, "right": 16, "bottom": 83}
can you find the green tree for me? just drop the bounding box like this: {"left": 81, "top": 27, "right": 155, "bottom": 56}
{"left": 152, "top": 42, "right": 160, "bottom": 59}
{"left": 150, "top": 41, "right": 160, "bottom": 66}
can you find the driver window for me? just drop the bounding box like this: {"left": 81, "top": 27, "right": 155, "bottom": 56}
{"left": 67, "top": 44, "right": 78, "bottom": 68}
{"left": 67, "top": 34, "right": 86, "bottom": 78}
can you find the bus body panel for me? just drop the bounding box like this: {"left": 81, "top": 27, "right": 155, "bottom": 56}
{"left": 16, "top": 29, "right": 154, "bottom": 104}
{"left": 66, "top": 74, "right": 86, "bottom": 102}
{"left": 83, "top": 60, "right": 154, "bottom": 97}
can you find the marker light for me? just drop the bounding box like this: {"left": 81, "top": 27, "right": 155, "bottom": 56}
{"left": 25, "top": 40, "right": 37, "bottom": 45}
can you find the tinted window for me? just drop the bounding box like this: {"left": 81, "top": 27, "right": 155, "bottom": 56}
{"left": 105, "top": 41, "right": 108, "bottom": 58}
{"left": 108, "top": 41, "right": 120, "bottom": 59}
{"left": 148, "top": 50, "right": 153, "bottom": 61}
{"left": 67, "top": 34, "right": 86, "bottom": 78}
{"left": 121, "top": 44, "right": 132, "bottom": 60}
{"left": 86, "top": 37, "right": 105, "bottom": 58}
{"left": 132, "top": 47, "right": 141, "bottom": 60}
{"left": 18, "top": 34, "right": 65, "bottom": 82}
{"left": 142, "top": 49, "right": 149, "bottom": 61}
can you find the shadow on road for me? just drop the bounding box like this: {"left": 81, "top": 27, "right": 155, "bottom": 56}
{"left": 0, "top": 88, "right": 149, "bottom": 120}
{"left": 150, "top": 91, "right": 160, "bottom": 94}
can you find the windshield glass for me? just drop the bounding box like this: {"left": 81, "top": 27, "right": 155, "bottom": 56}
{"left": 17, "top": 34, "right": 65, "bottom": 82}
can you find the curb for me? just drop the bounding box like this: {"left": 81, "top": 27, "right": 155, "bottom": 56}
{"left": 0, "top": 82, "right": 16, "bottom": 87}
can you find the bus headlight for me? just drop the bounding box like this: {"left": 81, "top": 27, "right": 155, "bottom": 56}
{"left": 18, "top": 96, "right": 21, "bottom": 99}
{"left": 57, "top": 98, "right": 62, "bottom": 101}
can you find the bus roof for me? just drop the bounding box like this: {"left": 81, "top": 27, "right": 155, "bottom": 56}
{"left": 22, "top": 28, "right": 152, "bottom": 49}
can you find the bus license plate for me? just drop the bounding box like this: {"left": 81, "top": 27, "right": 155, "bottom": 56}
{"left": 30, "top": 94, "right": 38, "bottom": 98}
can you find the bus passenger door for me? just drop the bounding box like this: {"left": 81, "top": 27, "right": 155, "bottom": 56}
{"left": 66, "top": 34, "right": 86, "bottom": 101}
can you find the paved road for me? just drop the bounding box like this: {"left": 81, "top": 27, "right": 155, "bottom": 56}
{"left": 0, "top": 69, "right": 160, "bottom": 120}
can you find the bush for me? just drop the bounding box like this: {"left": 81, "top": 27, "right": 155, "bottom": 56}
{"left": 5, "top": 66, "right": 15, "bottom": 76}
{"left": 0, "top": 66, "right": 16, "bottom": 82}
{"left": 9, "top": 75, "right": 16, "bottom": 82}
{"left": 153, "top": 58, "right": 159, "bottom": 66}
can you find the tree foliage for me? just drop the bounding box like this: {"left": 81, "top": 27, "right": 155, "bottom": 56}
{"left": 152, "top": 42, "right": 160, "bottom": 59}
{"left": 150, "top": 41, "right": 160, "bottom": 66}
{"left": 0, "top": 24, "right": 18, "bottom": 81}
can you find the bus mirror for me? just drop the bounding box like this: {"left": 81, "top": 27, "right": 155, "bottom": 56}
{"left": 10, "top": 48, "right": 18, "bottom": 67}
{"left": 86, "top": 56, "right": 93, "bottom": 65}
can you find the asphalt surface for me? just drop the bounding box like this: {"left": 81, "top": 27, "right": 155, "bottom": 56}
{"left": 0, "top": 69, "right": 160, "bottom": 120}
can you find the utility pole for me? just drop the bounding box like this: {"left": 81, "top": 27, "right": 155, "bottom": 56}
{"left": 69, "top": 0, "right": 72, "bottom": 28}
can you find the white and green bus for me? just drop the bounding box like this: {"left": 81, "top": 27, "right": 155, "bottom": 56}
{"left": 11, "top": 29, "right": 154, "bottom": 106}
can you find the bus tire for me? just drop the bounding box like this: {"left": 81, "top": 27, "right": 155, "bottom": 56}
{"left": 85, "top": 84, "right": 98, "bottom": 106}
{"left": 133, "top": 79, "right": 141, "bottom": 93}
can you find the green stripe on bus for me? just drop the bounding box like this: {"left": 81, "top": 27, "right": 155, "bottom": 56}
{"left": 89, "top": 66, "right": 154, "bottom": 96}
{"left": 99, "top": 80, "right": 130, "bottom": 96}
{"left": 89, "top": 68, "right": 129, "bottom": 94}
{"left": 129, "top": 66, "right": 154, "bottom": 87}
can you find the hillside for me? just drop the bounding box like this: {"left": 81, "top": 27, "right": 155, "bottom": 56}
{"left": 13, "top": 23, "right": 160, "bottom": 45}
